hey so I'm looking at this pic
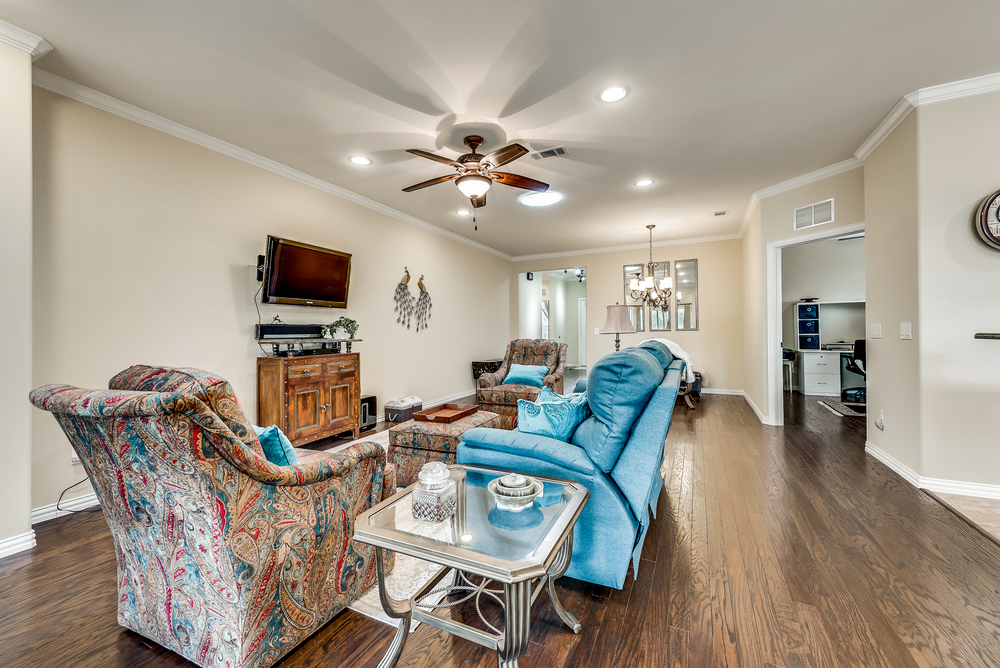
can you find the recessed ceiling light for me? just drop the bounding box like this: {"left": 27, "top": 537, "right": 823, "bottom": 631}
{"left": 521, "top": 191, "right": 563, "bottom": 207}
{"left": 635, "top": 179, "right": 654, "bottom": 187}
{"left": 456, "top": 210, "right": 471, "bottom": 216}
{"left": 601, "top": 87, "right": 627, "bottom": 102}
{"left": 349, "top": 156, "right": 371, "bottom": 165}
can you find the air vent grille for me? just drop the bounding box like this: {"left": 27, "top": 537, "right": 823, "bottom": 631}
{"left": 714, "top": 210, "right": 728, "bottom": 217}
{"left": 530, "top": 145, "right": 569, "bottom": 160}
{"left": 793, "top": 198, "right": 835, "bottom": 230}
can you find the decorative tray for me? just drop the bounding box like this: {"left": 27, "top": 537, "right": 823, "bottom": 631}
{"left": 412, "top": 404, "right": 479, "bottom": 423}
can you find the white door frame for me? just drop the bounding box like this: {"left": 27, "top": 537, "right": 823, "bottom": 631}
{"left": 578, "top": 297, "right": 587, "bottom": 366}
{"left": 765, "top": 222, "right": 865, "bottom": 426}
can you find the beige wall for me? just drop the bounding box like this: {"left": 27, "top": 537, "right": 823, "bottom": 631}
{"left": 917, "top": 91, "right": 1000, "bottom": 485}
{"left": 0, "top": 43, "right": 34, "bottom": 546}
{"left": 743, "top": 167, "right": 866, "bottom": 421}
{"left": 864, "top": 112, "right": 921, "bottom": 473}
{"left": 31, "top": 88, "right": 512, "bottom": 510}
{"left": 512, "top": 239, "right": 744, "bottom": 392}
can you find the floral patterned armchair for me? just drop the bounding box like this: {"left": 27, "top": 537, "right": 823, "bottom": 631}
{"left": 477, "top": 339, "right": 567, "bottom": 430}
{"left": 29, "top": 366, "right": 395, "bottom": 668}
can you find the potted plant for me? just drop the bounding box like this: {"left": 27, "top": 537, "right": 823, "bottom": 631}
{"left": 322, "top": 317, "right": 359, "bottom": 340}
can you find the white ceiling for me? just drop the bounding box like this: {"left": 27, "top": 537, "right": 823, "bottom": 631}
{"left": 4, "top": 0, "right": 999, "bottom": 257}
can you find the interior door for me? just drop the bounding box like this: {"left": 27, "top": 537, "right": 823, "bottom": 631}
{"left": 288, "top": 381, "right": 324, "bottom": 442}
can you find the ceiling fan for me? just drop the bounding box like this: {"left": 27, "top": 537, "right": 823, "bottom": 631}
{"left": 402, "top": 135, "right": 549, "bottom": 208}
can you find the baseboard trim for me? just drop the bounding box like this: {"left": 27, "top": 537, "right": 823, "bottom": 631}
{"left": 864, "top": 441, "right": 1000, "bottom": 498}
{"left": 31, "top": 492, "right": 100, "bottom": 525}
{"left": 0, "top": 531, "right": 36, "bottom": 559}
{"left": 740, "top": 391, "right": 778, "bottom": 426}
{"left": 700, "top": 388, "right": 743, "bottom": 395}
{"left": 374, "top": 388, "right": 476, "bottom": 426}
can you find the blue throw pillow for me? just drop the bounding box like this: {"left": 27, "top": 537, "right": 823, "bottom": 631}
{"left": 516, "top": 386, "right": 591, "bottom": 441}
{"left": 502, "top": 363, "right": 549, "bottom": 387}
{"left": 252, "top": 424, "right": 299, "bottom": 467}
{"left": 636, "top": 340, "right": 674, "bottom": 371}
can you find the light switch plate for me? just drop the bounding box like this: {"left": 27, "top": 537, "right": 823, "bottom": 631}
{"left": 594, "top": 327, "right": 600, "bottom": 335}
{"left": 871, "top": 323, "right": 882, "bottom": 339}
{"left": 900, "top": 322, "right": 912, "bottom": 340}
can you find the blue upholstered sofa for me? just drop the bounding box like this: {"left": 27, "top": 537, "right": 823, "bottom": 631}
{"left": 457, "top": 340, "right": 684, "bottom": 589}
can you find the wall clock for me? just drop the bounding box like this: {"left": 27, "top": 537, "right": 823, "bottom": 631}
{"left": 976, "top": 189, "right": 1000, "bottom": 250}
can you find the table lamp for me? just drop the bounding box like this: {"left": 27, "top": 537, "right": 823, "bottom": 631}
{"left": 600, "top": 302, "right": 636, "bottom": 351}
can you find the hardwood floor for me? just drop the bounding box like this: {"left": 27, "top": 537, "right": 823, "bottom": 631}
{"left": 4, "top": 393, "right": 1000, "bottom": 667}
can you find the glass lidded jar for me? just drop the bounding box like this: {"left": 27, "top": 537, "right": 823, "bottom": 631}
{"left": 412, "top": 462, "right": 457, "bottom": 523}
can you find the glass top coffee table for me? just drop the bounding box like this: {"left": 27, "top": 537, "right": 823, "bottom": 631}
{"left": 354, "top": 464, "right": 589, "bottom": 668}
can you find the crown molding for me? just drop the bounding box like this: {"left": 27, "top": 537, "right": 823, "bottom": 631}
{"left": 906, "top": 70, "right": 1000, "bottom": 107}
{"left": 31, "top": 68, "right": 514, "bottom": 262}
{"left": 854, "top": 97, "right": 915, "bottom": 161}
{"left": 0, "top": 20, "right": 52, "bottom": 60}
{"left": 754, "top": 157, "right": 863, "bottom": 201}
{"left": 510, "top": 232, "right": 742, "bottom": 262}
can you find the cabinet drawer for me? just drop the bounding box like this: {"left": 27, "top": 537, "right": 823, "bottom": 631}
{"left": 288, "top": 363, "right": 323, "bottom": 379}
{"left": 326, "top": 360, "right": 356, "bottom": 375}
{"left": 802, "top": 353, "right": 838, "bottom": 373}
{"left": 804, "top": 373, "right": 840, "bottom": 395}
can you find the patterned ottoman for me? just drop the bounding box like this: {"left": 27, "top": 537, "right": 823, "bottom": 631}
{"left": 388, "top": 410, "right": 501, "bottom": 487}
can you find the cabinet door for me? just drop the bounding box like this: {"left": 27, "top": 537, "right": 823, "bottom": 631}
{"left": 288, "top": 381, "right": 325, "bottom": 442}
{"left": 324, "top": 378, "right": 355, "bottom": 432}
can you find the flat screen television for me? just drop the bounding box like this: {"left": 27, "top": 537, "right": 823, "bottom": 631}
{"left": 261, "top": 235, "right": 351, "bottom": 308}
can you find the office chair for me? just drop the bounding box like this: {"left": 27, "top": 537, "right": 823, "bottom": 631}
{"left": 842, "top": 339, "right": 866, "bottom": 403}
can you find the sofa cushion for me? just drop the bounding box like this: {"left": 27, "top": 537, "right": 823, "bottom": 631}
{"left": 109, "top": 365, "right": 263, "bottom": 455}
{"left": 571, "top": 348, "right": 664, "bottom": 472}
{"left": 252, "top": 424, "right": 299, "bottom": 466}
{"left": 636, "top": 340, "right": 674, "bottom": 372}
{"left": 517, "top": 387, "right": 590, "bottom": 441}
{"left": 503, "top": 363, "right": 549, "bottom": 387}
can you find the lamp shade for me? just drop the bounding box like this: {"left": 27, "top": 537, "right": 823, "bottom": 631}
{"left": 456, "top": 174, "right": 492, "bottom": 198}
{"left": 660, "top": 276, "right": 673, "bottom": 290}
{"left": 600, "top": 304, "right": 636, "bottom": 334}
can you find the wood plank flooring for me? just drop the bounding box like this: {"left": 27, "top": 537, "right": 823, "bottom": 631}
{"left": 4, "top": 393, "right": 1000, "bottom": 667}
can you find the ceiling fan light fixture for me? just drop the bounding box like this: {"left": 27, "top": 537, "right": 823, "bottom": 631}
{"left": 520, "top": 191, "right": 563, "bottom": 207}
{"left": 601, "top": 87, "right": 627, "bottom": 102}
{"left": 635, "top": 179, "right": 654, "bottom": 187}
{"left": 455, "top": 174, "right": 492, "bottom": 198}
{"left": 349, "top": 156, "right": 372, "bottom": 165}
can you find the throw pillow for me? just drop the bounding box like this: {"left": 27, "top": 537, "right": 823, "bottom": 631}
{"left": 252, "top": 424, "right": 300, "bottom": 467}
{"left": 517, "top": 387, "right": 591, "bottom": 441}
{"left": 502, "top": 363, "right": 549, "bottom": 387}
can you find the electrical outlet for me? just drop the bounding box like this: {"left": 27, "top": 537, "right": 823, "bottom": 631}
{"left": 871, "top": 323, "right": 882, "bottom": 339}
{"left": 900, "top": 322, "right": 912, "bottom": 340}
{"left": 875, "top": 410, "right": 885, "bottom": 430}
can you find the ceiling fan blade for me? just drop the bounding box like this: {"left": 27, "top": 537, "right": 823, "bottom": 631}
{"left": 402, "top": 174, "right": 458, "bottom": 192}
{"left": 472, "top": 192, "right": 487, "bottom": 208}
{"left": 482, "top": 143, "right": 529, "bottom": 169}
{"left": 491, "top": 172, "right": 549, "bottom": 192}
{"left": 406, "top": 148, "right": 462, "bottom": 168}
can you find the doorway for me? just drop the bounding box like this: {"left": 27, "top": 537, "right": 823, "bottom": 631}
{"left": 766, "top": 223, "right": 865, "bottom": 426}
{"left": 518, "top": 268, "right": 588, "bottom": 389}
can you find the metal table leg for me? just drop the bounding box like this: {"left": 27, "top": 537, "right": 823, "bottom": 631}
{"left": 497, "top": 579, "right": 531, "bottom": 668}
{"left": 375, "top": 549, "right": 412, "bottom": 668}
{"left": 545, "top": 532, "right": 582, "bottom": 634}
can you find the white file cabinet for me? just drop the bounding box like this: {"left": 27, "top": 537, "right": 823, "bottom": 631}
{"left": 800, "top": 351, "right": 841, "bottom": 396}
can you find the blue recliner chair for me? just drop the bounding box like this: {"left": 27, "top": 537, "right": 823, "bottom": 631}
{"left": 458, "top": 340, "right": 684, "bottom": 589}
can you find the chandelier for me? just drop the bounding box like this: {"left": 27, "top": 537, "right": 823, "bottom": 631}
{"left": 629, "top": 224, "right": 672, "bottom": 308}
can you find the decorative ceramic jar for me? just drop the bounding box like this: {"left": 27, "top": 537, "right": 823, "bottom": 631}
{"left": 412, "top": 462, "right": 457, "bottom": 523}
{"left": 487, "top": 473, "right": 542, "bottom": 512}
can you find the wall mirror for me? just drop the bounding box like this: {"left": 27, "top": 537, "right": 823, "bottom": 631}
{"left": 649, "top": 261, "right": 671, "bottom": 331}
{"left": 674, "top": 259, "right": 699, "bottom": 331}
{"left": 627, "top": 305, "right": 645, "bottom": 332}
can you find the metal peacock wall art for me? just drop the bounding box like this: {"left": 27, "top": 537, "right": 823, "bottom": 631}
{"left": 394, "top": 267, "right": 432, "bottom": 330}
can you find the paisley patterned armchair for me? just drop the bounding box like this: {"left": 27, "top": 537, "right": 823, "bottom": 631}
{"left": 29, "top": 366, "right": 395, "bottom": 668}
{"left": 477, "top": 339, "right": 567, "bottom": 430}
